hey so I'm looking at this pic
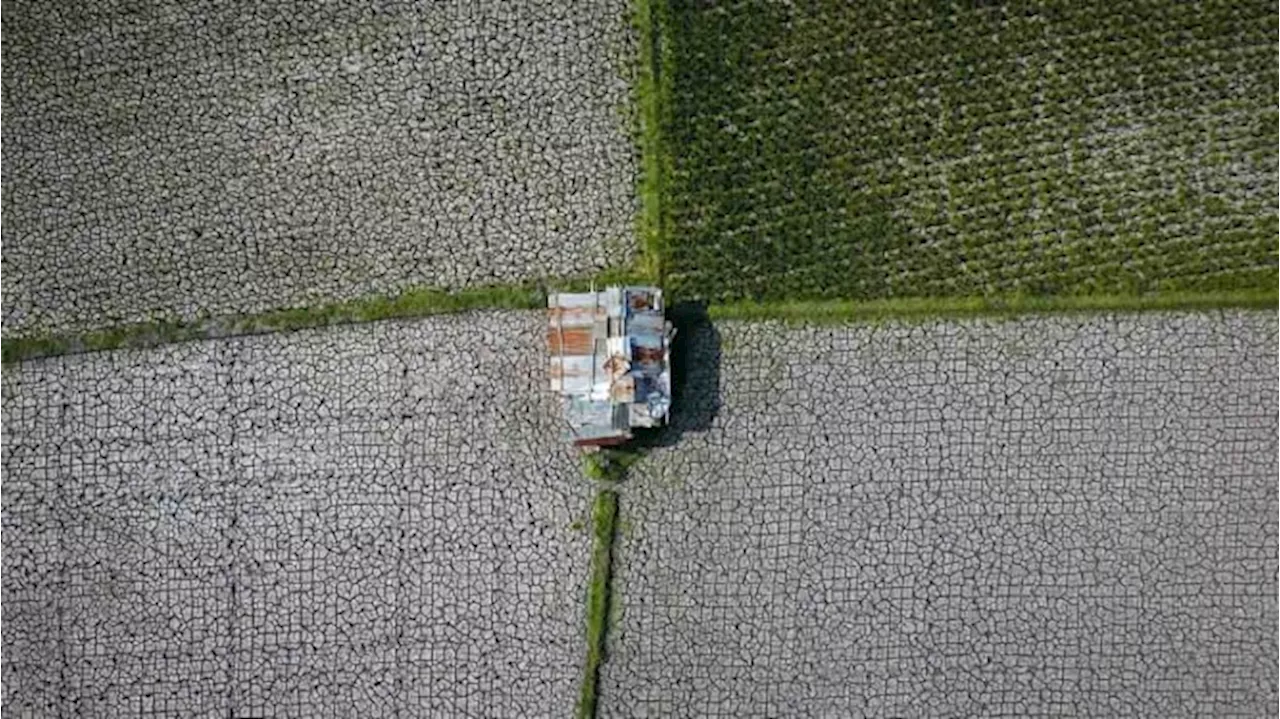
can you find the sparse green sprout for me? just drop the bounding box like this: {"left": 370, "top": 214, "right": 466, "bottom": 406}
{"left": 583, "top": 453, "right": 613, "bottom": 482}
{"left": 582, "top": 448, "right": 645, "bottom": 484}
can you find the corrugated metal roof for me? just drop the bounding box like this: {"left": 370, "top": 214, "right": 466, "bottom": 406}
{"left": 549, "top": 286, "right": 672, "bottom": 446}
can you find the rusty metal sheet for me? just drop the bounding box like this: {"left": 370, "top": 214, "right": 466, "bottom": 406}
{"left": 624, "top": 288, "right": 658, "bottom": 313}
{"left": 548, "top": 306, "right": 605, "bottom": 328}
{"left": 548, "top": 327, "right": 593, "bottom": 356}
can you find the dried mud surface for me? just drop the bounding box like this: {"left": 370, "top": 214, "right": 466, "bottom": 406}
{"left": 2, "top": 0, "right": 637, "bottom": 335}
{"left": 602, "top": 311, "right": 1278, "bottom": 718}
{"left": 2, "top": 312, "right": 593, "bottom": 717}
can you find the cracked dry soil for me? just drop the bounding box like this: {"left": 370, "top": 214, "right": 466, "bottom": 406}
{"left": 2, "top": 313, "right": 594, "bottom": 718}
{"left": 2, "top": 0, "right": 637, "bottom": 336}
{"left": 603, "top": 311, "right": 1278, "bottom": 718}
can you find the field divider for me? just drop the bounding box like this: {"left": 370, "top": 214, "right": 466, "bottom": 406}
{"left": 707, "top": 290, "right": 1279, "bottom": 324}
{"left": 577, "top": 487, "right": 620, "bottom": 719}
{"left": 0, "top": 269, "right": 651, "bottom": 364}
{"left": 633, "top": 0, "right": 675, "bottom": 284}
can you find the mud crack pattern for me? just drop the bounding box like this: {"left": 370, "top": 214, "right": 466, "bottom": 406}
{"left": 602, "top": 311, "right": 1278, "bottom": 718}
{"left": 2, "top": 0, "right": 637, "bottom": 336}
{"left": 2, "top": 313, "right": 593, "bottom": 717}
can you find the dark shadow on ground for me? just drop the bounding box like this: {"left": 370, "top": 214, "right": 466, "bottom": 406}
{"left": 630, "top": 300, "right": 722, "bottom": 450}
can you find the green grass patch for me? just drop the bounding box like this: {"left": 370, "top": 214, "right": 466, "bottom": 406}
{"left": 709, "top": 289, "right": 1279, "bottom": 325}
{"left": 577, "top": 488, "right": 619, "bottom": 719}
{"left": 582, "top": 448, "right": 645, "bottom": 484}
{"left": 659, "top": 0, "right": 1279, "bottom": 304}
{"left": 1, "top": 269, "right": 651, "bottom": 364}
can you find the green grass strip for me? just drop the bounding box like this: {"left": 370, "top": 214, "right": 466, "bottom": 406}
{"left": 577, "top": 488, "right": 619, "bottom": 719}
{"left": 633, "top": 0, "right": 674, "bottom": 283}
{"left": 0, "top": 268, "right": 651, "bottom": 365}
{"left": 708, "top": 289, "right": 1278, "bottom": 325}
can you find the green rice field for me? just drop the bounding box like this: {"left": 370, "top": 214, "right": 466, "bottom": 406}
{"left": 658, "top": 0, "right": 1278, "bottom": 302}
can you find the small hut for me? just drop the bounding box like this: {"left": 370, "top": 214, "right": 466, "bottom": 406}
{"left": 548, "top": 286, "right": 674, "bottom": 447}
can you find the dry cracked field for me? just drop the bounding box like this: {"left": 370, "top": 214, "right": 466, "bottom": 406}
{"left": 4, "top": 310, "right": 1276, "bottom": 717}
{"left": 1, "top": 0, "right": 1277, "bottom": 717}
{"left": 2, "top": 0, "right": 637, "bottom": 336}
{"left": 2, "top": 313, "right": 594, "bottom": 717}
{"left": 602, "top": 311, "right": 1278, "bottom": 717}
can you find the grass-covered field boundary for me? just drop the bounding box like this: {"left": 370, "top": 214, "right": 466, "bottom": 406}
{"left": 577, "top": 488, "right": 619, "bottom": 719}
{"left": 709, "top": 289, "right": 1278, "bottom": 324}
{"left": 0, "top": 269, "right": 649, "bottom": 364}
{"left": 632, "top": 0, "right": 675, "bottom": 282}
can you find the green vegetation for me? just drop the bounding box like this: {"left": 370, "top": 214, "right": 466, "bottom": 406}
{"left": 575, "top": 448, "right": 647, "bottom": 717}
{"left": 577, "top": 447, "right": 647, "bottom": 716}
{"left": 0, "top": 268, "right": 650, "bottom": 364}
{"left": 575, "top": 450, "right": 646, "bottom": 717}
{"left": 583, "top": 448, "right": 646, "bottom": 484}
{"left": 659, "top": 0, "right": 1278, "bottom": 304}
{"left": 710, "top": 289, "right": 1279, "bottom": 324}
{"left": 577, "top": 489, "right": 619, "bottom": 719}
{"left": 632, "top": 0, "right": 676, "bottom": 282}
